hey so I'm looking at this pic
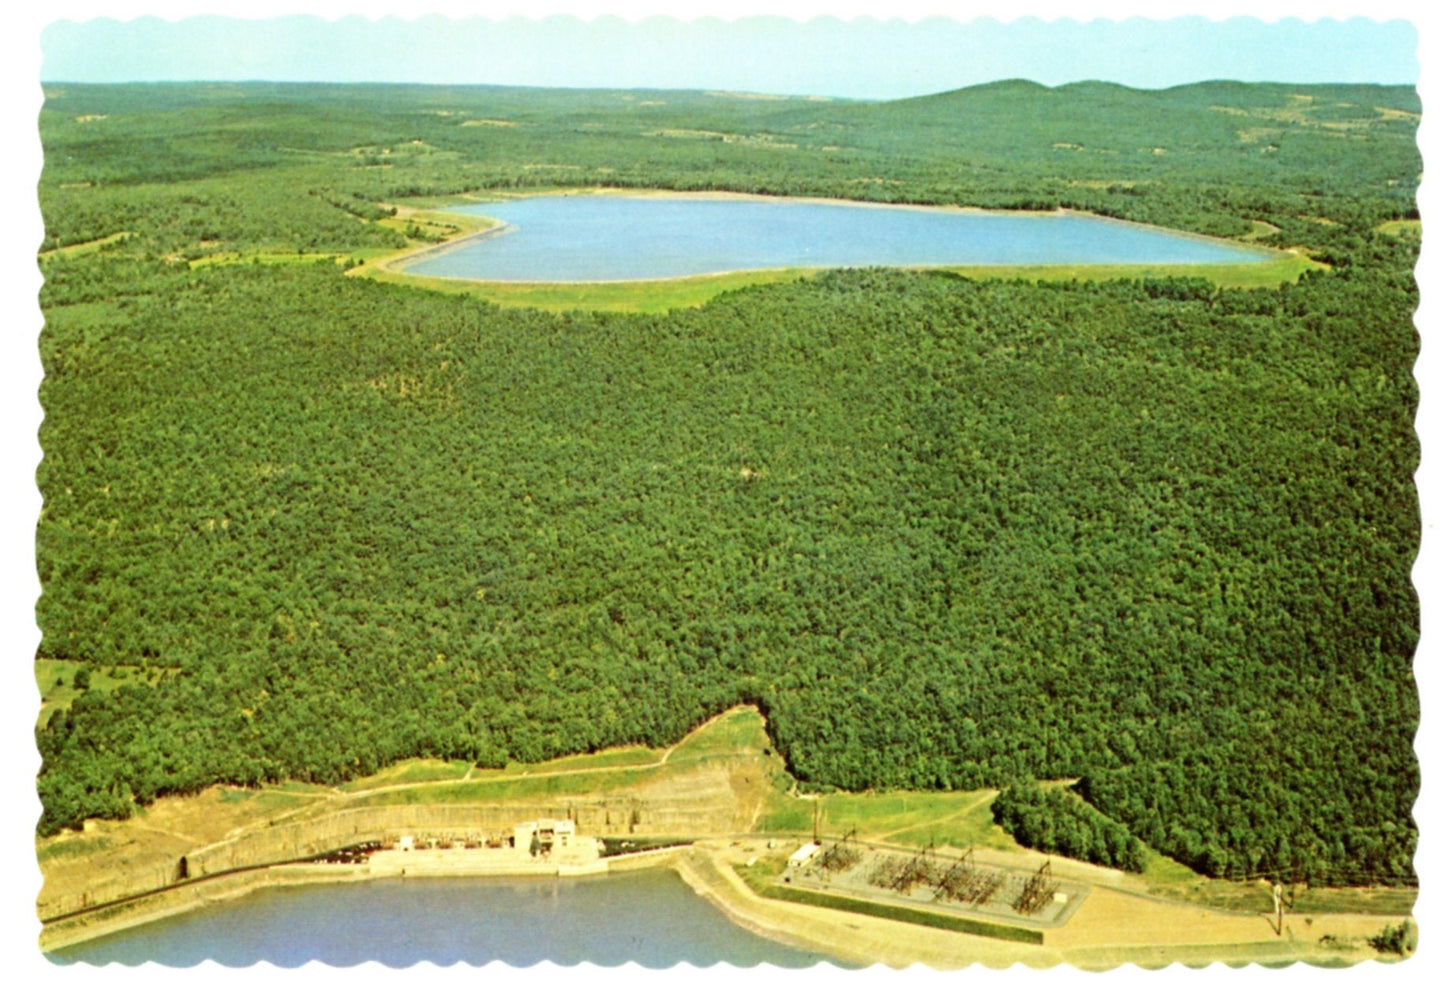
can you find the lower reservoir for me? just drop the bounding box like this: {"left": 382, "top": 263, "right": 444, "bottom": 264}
{"left": 49, "top": 869, "right": 840, "bottom": 967}
{"left": 401, "top": 194, "right": 1275, "bottom": 282}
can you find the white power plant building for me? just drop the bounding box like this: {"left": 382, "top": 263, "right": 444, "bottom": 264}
{"left": 514, "top": 819, "right": 576, "bottom": 854}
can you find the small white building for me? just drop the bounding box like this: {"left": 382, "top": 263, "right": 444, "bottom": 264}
{"left": 514, "top": 818, "right": 576, "bottom": 854}
{"left": 398, "top": 835, "right": 415, "bottom": 852}
{"left": 788, "top": 842, "right": 822, "bottom": 868}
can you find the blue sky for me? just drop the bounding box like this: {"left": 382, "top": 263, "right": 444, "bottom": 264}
{"left": 40, "top": 12, "right": 1419, "bottom": 97}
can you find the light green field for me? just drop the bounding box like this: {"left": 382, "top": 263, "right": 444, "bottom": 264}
{"left": 339, "top": 706, "right": 775, "bottom": 808}
{"left": 757, "top": 787, "right": 1015, "bottom": 851}
{"left": 39, "top": 232, "right": 132, "bottom": 259}
{"left": 1240, "top": 219, "right": 1281, "bottom": 242}
{"left": 1376, "top": 218, "right": 1421, "bottom": 237}
{"left": 667, "top": 706, "right": 775, "bottom": 764}
{"left": 35, "top": 658, "right": 171, "bottom": 728}
{"left": 352, "top": 263, "right": 813, "bottom": 313}
{"left": 1138, "top": 849, "right": 1416, "bottom": 916}
{"left": 267, "top": 779, "right": 339, "bottom": 796}
{"left": 374, "top": 207, "right": 500, "bottom": 242}
{"left": 211, "top": 788, "right": 325, "bottom": 816}
{"left": 349, "top": 764, "right": 657, "bottom": 806}
{"left": 37, "top": 834, "right": 113, "bottom": 865}
{"left": 1291, "top": 886, "right": 1419, "bottom": 915}
{"left": 487, "top": 746, "right": 664, "bottom": 776}
{"left": 337, "top": 759, "right": 473, "bottom": 792}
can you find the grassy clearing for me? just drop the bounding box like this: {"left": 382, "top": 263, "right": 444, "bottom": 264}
{"left": 667, "top": 706, "right": 774, "bottom": 764}
{"left": 39, "top": 232, "right": 132, "bottom": 259}
{"left": 1291, "top": 886, "right": 1418, "bottom": 915}
{"left": 352, "top": 263, "right": 813, "bottom": 313}
{"left": 1140, "top": 848, "right": 1206, "bottom": 886}
{"left": 349, "top": 765, "right": 656, "bottom": 806}
{"left": 347, "top": 709, "right": 775, "bottom": 806}
{"left": 37, "top": 835, "right": 112, "bottom": 864}
{"left": 336, "top": 759, "right": 472, "bottom": 792}
{"left": 1375, "top": 218, "right": 1421, "bottom": 237}
{"left": 214, "top": 788, "right": 321, "bottom": 817}
{"left": 376, "top": 207, "right": 499, "bottom": 240}
{"left": 44, "top": 299, "right": 126, "bottom": 327}
{"left": 36, "top": 659, "right": 171, "bottom": 728}
{"left": 1138, "top": 850, "right": 1415, "bottom": 916}
{"left": 756, "top": 788, "right": 1015, "bottom": 851}
{"left": 491, "top": 746, "right": 664, "bottom": 775}
{"left": 1137, "top": 851, "right": 1273, "bottom": 913}
{"left": 755, "top": 795, "right": 814, "bottom": 833}
{"left": 877, "top": 811, "right": 1014, "bottom": 851}
{"left": 1240, "top": 220, "right": 1282, "bottom": 242}
{"left": 268, "top": 779, "right": 337, "bottom": 795}
{"left": 735, "top": 853, "right": 789, "bottom": 888}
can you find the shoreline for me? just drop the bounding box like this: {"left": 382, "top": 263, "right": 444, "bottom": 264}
{"left": 36, "top": 701, "right": 1407, "bottom": 966}
{"left": 363, "top": 186, "right": 1286, "bottom": 290}
{"left": 670, "top": 849, "right": 872, "bottom": 967}
{"left": 41, "top": 838, "right": 1405, "bottom": 969}
{"left": 381, "top": 218, "right": 517, "bottom": 274}
{"left": 42, "top": 841, "right": 866, "bottom": 968}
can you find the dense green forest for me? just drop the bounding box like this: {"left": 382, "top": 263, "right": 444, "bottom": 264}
{"left": 35, "top": 81, "right": 1419, "bottom": 887}
{"left": 992, "top": 780, "right": 1147, "bottom": 872}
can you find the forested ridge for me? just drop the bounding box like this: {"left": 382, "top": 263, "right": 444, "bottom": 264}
{"left": 36, "top": 81, "right": 1419, "bottom": 887}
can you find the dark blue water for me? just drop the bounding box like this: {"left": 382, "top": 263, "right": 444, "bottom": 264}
{"left": 49, "top": 869, "right": 841, "bottom": 968}
{"left": 404, "top": 195, "right": 1272, "bottom": 281}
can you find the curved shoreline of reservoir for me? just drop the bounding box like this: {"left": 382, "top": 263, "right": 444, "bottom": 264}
{"left": 349, "top": 189, "right": 1318, "bottom": 313}
{"left": 375, "top": 189, "right": 1283, "bottom": 285}
{"left": 396, "top": 192, "right": 1281, "bottom": 284}
{"left": 384, "top": 218, "right": 518, "bottom": 270}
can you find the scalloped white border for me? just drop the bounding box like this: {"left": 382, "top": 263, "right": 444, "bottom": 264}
{"left": 4, "top": 6, "right": 1437, "bottom": 986}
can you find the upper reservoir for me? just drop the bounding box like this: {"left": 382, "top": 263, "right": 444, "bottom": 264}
{"left": 401, "top": 194, "right": 1274, "bottom": 282}
{"left": 50, "top": 869, "right": 839, "bottom": 968}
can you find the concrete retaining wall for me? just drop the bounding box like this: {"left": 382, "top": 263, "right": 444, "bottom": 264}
{"left": 41, "top": 793, "right": 726, "bottom": 922}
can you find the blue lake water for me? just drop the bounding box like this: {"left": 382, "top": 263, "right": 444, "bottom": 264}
{"left": 49, "top": 869, "right": 842, "bottom": 968}
{"left": 402, "top": 195, "right": 1273, "bottom": 282}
